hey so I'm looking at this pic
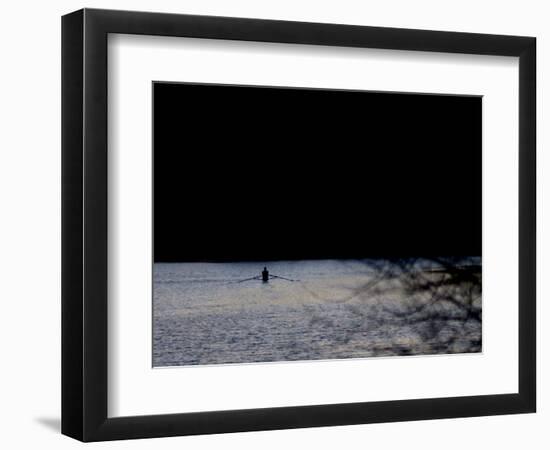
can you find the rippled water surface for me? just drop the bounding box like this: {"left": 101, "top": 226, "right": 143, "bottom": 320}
{"left": 153, "top": 259, "right": 481, "bottom": 367}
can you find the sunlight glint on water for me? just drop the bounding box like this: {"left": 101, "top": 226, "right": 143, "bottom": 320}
{"left": 153, "top": 259, "right": 481, "bottom": 367}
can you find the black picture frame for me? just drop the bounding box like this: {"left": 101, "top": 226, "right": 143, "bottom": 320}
{"left": 62, "top": 8, "right": 536, "bottom": 442}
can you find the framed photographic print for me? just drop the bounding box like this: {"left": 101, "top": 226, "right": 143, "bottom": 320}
{"left": 61, "top": 8, "right": 536, "bottom": 442}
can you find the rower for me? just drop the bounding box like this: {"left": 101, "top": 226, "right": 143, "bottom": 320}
{"left": 261, "top": 267, "right": 269, "bottom": 282}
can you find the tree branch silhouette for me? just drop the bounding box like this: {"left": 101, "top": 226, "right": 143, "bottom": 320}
{"left": 343, "top": 257, "right": 481, "bottom": 356}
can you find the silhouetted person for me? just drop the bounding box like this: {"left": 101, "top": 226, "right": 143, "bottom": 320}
{"left": 262, "top": 267, "right": 269, "bottom": 282}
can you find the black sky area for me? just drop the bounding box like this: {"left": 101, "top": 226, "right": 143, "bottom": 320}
{"left": 153, "top": 82, "right": 481, "bottom": 263}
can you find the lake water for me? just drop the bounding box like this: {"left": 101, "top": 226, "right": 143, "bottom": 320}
{"left": 153, "top": 259, "right": 481, "bottom": 367}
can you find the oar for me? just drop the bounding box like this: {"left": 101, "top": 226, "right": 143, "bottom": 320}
{"left": 236, "top": 276, "right": 262, "bottom": 283}
{"left": 270, "top": 275, "right": 299, "bottom": 282}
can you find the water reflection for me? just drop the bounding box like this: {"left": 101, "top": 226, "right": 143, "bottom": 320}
{"left": 153, "top": 258, "right": 481, "bottom": 367}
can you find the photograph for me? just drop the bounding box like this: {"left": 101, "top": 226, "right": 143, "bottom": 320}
{"left": 152, "top": 82, "right": 482, "bottom": 367}
{"left": 54, "top": 4, "right": 537, "bottom": 444}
